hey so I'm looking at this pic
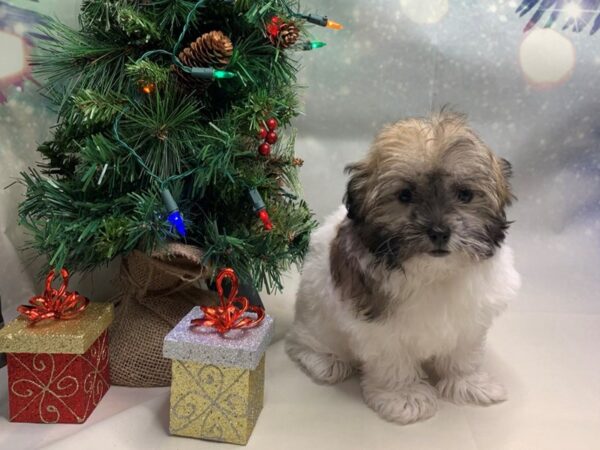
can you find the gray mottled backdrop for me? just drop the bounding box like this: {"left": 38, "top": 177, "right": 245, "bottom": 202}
{"left": 1, "top": 0, "right": 599, "bottom": 321}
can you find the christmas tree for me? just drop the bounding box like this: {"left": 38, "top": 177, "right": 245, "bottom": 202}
{"left": 18, "top": 0, "right": 340, "bottom": 292}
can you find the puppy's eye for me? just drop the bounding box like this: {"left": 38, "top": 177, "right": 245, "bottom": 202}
{"left": 457, "top": 188, "right": 474, "bottom": 203}
{"left": 398, "top": 188, "right": 413, "bottom": 204}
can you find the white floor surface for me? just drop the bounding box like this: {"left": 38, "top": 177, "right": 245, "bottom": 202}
{"left": 2, "top": 302, "right": 599, "bottom": 450}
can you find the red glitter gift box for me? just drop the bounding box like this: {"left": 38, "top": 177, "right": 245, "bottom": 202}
{"left": 0, "top": 303, "right": 113, "bottom": 424}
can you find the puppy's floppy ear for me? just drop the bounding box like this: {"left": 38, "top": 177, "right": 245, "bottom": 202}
{"left": 344, "top": 161, "right": 369, "bottom": 222}
{"left": 498, "top": 157, "right": 516, "bottom": 206}
{"left": 500, "top": 158, "right": 513, "bottom": 179}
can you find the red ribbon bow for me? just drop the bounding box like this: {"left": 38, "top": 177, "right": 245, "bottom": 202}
{"left": 17, "top": 269, "right": 89, "bottom": 323}
{"left": 190, "top": 268, "right": 265, "bottom": 334}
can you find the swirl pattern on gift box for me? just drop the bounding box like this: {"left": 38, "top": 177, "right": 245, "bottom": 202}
{"left": 82, "top": 331, "right": 110, "bottom": 407}
{"left": 10, "top": 353, "right": 81, "bottom": 423}
{"left": 8, "top": 331, "right": 110, "bottom": 423}
{"left": 171, "top": 360, "right": 249, "bottom": 442}
{"left": 17, "top": 268, "right": 89, "bottom": 323}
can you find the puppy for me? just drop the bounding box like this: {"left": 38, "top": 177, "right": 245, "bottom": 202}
{"left": 286, "top": 112, "right": 521, "bottom": 425}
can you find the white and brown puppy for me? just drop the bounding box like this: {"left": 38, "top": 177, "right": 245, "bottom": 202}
{"left": 286, "top": 112, "right": 521, "bottom": 425}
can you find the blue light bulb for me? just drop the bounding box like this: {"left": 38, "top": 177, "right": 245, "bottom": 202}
{"left": 162, "top": 189, "right": 186, "bottom": 237}
{"left": 167, "top": 210, "right": 186, "bottom": 237}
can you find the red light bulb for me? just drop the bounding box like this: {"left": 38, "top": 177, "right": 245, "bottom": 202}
{"left": 257, "top": 209, "right": 273, "bottom": 231}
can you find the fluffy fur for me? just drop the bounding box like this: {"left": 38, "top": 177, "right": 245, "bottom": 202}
{"left": 286, "top": 113, "right": 521, "bottom": 425}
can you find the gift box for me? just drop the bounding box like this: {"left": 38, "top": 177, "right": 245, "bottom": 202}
{"left": 0, "top": 297, "right": 5, "bottom": 369}
{"left": 163, "top": 306, "right": 274, "bottom": 445}
{"left": 0, "top": 302, "right": 114, "bottom": 423}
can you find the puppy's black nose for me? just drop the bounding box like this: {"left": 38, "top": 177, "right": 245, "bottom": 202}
{"left": 427, "top": 227, "right": 451, "bottom": 246}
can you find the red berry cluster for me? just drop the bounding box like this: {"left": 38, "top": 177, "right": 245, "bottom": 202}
{"left": 266, "top": 16, "right": 283, "bottom": 39}
{"left": 257, "top": 118, "right": 278, "bottom": 157}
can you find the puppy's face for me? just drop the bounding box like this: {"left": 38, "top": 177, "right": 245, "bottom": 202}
{"left": 345, "top": 113, "right": 514, "bottom": 267}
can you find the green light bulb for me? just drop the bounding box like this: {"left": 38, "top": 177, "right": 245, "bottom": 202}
{"left": 213, "top": 70, "right": 236, "bottom": 79}
{"left": 303, "top": 41, "right": 327, "bottom": 51}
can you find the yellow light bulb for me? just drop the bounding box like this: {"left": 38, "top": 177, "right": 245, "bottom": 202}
{"left": 326, "top": 19, "right": 344, "bottom": 30}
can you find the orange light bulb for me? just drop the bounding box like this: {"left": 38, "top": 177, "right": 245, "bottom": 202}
{"left": 140, "top": 82, "right": 156, "bottom": 95}
{"left": 326, "top": 19, "right": 344, "bottom": 30}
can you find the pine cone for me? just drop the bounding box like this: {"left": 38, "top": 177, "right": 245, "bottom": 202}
{"left": 180, "top": 30, "right": 233, "bottom": 68}
{"left": 174, "top": 30, "right": 233, "bottom": 90}
{"left": 270, "top": 22, "right": 300, "bottom": 49}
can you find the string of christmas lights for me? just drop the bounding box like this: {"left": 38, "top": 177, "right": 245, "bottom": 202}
{"left": 279, "top": 2, "right": 344, "bottom": 31}
{"left": 249, "top": 188, "right": 273, "bottom": 231}
{"left": 112, "top": 0, "right": 342, "bottom": 236}
{"left": 301, "top": 13, "right": 344, "bottom": 30}
{"left": 161, "top": 189, "right": 187, "bottom": 237}
{"left": 113, "top": 0, "right": 237, "bottom": 236}
{"left": 301, "top": 40, "right": 326, "bottom": 51}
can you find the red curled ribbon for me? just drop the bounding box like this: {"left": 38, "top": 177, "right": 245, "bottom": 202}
{"left": 190, "top": 268, "right": 265, "bottom": 334}
{"left": 17, "top": 269, "right": 89, "bottom": 323}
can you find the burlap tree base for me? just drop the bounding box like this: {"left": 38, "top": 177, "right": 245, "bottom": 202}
{"left": 109, "top": 243, "right": 217, "bottom": 387}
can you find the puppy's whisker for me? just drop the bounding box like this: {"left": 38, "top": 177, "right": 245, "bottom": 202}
{"left": 372, "top": 235, "right": 397, "bottom": 256}
{"left": 370, "top": 231, "right": 417, "bottom": 256}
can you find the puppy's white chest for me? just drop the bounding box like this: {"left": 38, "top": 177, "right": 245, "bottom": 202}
{"left": 345, "top": 275, "right": 480, "bottom": 363}
{"left": 388, "top": 282, "right": 474, "bottom": 359}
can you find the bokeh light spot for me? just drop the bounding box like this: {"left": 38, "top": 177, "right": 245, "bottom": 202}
{"left": 0, "top": 31, "right": 26, "bottom": 79}
{"left": 400, "top": 0, "right": 449, "bottom": 25}
{"left": 519, "top": 28, "right": 575, "bottom": 88}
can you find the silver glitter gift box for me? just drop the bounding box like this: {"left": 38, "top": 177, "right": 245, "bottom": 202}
{"left": 163, "top": 306, "right": 274, "bottom": 445}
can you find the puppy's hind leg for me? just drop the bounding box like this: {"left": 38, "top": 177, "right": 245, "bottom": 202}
{"left": 285, "top": 327, "right": 354, "bottom": 385}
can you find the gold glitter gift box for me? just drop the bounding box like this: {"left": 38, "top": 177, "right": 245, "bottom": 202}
{"left": 0, "top": 303, "right": 114, "bottom": 424}
{"left": 163, "top": 306, "right": 274, "bottom": 445}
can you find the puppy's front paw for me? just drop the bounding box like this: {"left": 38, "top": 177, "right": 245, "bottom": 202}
{"left": 286, "top": 343, "right": 354, "bottom": 385}
{"left": 437, "top": 372, "right": 507, "bottom": 406}
{"left": 362, "top": 382, "right": 438, "bottom": 425}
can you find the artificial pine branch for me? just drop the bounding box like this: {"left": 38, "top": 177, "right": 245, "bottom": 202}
{"left": 71, "top": 89, "right": 128, "bottom": 126}
{"left": 20, "top": 0, "right": 322, "bottom": 292}
{"left": 125, "top": 59, "right": 171, "bottom": 86}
